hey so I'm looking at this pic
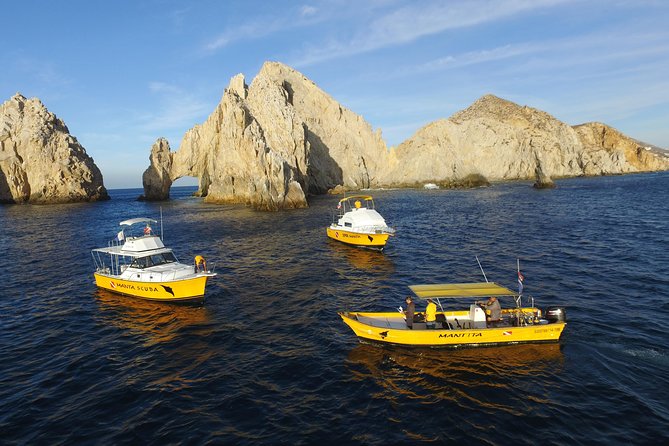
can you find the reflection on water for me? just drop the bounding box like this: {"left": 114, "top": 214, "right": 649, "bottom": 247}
{"left": 328, "top": 241, "right": 395, "bottom": 273}
{"left": 346, "top": 343, "right": 564, "bottom": 415}
{"left": 95, "top": 290, "right": 212, "bottom": 346}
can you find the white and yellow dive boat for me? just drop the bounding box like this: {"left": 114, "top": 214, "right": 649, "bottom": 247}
{"left": 326, "top": 195, "right": 395, "bottom": 250}
{"left": 339, "top": 282, "right": 566, "bottom": 348}
{"left": 92, "top": 217, "right": 216, "bottom": 301}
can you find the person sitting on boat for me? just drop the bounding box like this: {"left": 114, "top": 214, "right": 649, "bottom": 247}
{"left": 479, "top": 296, "right": 502, "bottom": 326}
{"left": 354, "top": 200, "right": 362, "bottom": 209}
{"left": 425, "top": 299, "right": 437, "bottom": 329}
{"left": 404, "top": 296, "right": 415, "bottom": 330}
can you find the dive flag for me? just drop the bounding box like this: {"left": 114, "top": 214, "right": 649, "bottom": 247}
{"left": 337, "top": 202, "right": 342, "bottom": 209}
{"left": 518, "top": 270, "right": 525, "bottom": 295}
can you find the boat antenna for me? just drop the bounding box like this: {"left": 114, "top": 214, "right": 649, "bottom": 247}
{"left": 160, "top": 207, "right": 164, "bottom": 241}
{"left": 476, "top": 256, "right": 489, "bottom": 283}
{"left": 516, "top": 258, "right": 522, "bottom": 307}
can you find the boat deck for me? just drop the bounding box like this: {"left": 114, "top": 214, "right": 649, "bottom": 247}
{"left": 354, "top": 312, "right": 540, "bottom": 330}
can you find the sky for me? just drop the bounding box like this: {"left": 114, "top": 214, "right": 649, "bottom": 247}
{"left": 2, "top": 0, "right": 668, "bottom": 189}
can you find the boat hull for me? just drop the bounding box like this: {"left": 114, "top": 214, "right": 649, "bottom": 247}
{"left": 94, "top": 273, "right": 211, "bottom": 301}
{"left": 339, "top": 311, "right": 566, "bottom": 348}
{"left": 326, "top": 227, "right": 390, "bottom": 248}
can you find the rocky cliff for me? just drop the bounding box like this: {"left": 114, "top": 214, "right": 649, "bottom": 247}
{"left": 0, "top": 94, "right": 108, "bottom": 204}
{"left": 143, "top": 64, "right": 669, "bottom": 210}
{"left": 382, "top": 95, "right": 669, "bottom": 186}
{"left": 142, "top": 62, "right": 387, "bottom": 209}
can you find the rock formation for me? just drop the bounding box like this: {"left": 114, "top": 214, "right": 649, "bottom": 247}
{"left": 0, "top": 93, "right": 108, "bottom": 204}
{"left": 382, "top": 95, "right": 669, "bottom": 186}
{"left": 142, "top": 62, "right": 387, "bottom": 210}
{"left": 142, "top": 63, "right": 669, "bottom": 210}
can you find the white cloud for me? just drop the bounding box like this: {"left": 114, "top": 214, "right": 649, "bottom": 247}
{"left": 291, "top": 0, "right": 573, "bottom": 66}
{"left": 300, "top": 5, "right": 318, "bottom": 17}
{"left": 148, "top": 81, "right": 181, "bottom": 94}
{"left": 135, "top": 82, "right": 212, "bottom": 136}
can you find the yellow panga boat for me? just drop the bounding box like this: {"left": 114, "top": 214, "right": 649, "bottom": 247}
{"left": 339, "top": 282, "right": 566, "bottom": 348}
{"left": 91, "top": 217, "right": 216, "bottom": 301}
{"left": 326, "top": 195, "right": 395, "bottom": 250}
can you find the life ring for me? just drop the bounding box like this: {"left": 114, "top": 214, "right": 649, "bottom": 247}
{"left": 194, "top": 255, "right": 207, "bottom": 272}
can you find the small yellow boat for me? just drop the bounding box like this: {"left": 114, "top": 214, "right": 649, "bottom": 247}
{"left": 326, "top": 195, "right": 395, "bottom": 250}
{"left": 339, "top": 282, "right": 566, "bottom": 348}
{"left": 91, "top": 217, "right": 216, "bottom": 301}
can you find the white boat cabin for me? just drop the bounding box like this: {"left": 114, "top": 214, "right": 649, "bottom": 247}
{"left": 91, "top": 218, "right": 205, "bottom": 283}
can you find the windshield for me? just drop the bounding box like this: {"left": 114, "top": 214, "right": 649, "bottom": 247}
{"left": 130, "top": 252, "right": 178, "bottom": 269}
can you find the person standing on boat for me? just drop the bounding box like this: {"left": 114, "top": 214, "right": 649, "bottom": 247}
{"left": 404, "top": 296, "right": 415, "bottom": 329}
{"left": 425, "top": 299, "right": 437, "bottom": 329}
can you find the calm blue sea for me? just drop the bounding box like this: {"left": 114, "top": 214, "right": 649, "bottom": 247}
{"left": 1, "top": 174, "right": 668, "bottom": 445}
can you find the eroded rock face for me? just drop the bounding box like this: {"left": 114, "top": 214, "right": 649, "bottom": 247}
{"left": 0, "top": 93, "right": 108, "bottom": 204}
{"left": 382, "top": 95, "right": 669, "bottom": 186}
{"left": 141, "top": 138, "right": 173, "bottom": 201}
{"left": 142, "top": 62, "right": 387, "bottom": 210}
{"left": 142, "top": 65, "right": 669, "bottom": 210}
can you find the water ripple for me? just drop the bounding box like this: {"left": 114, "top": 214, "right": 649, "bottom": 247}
{"left": 1, "top": 175, "right": 669, "bottom": 444}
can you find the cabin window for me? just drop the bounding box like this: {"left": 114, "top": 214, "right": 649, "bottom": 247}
{"left": 131, "top": 256, "right": 153, "bottom": 269}
{"left": 344, "top": 222, "right": 352, "bottom": 227}
{"left": 150, "top": 254, "right": 166, "bottom": 266}
{"left": 131, "top": 252, "right": 177, "bottom": 268}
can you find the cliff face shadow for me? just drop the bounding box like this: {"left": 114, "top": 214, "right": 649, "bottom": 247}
{"left": 0, "top": 168, "right": 13, "bottom": 203}
{"left": 305, "top": 129, "right": 343, "bottom": 195}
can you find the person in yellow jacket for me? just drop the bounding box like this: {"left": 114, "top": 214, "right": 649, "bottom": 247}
{"left": 425, "top": 299, "right": 437, "bottom": 329}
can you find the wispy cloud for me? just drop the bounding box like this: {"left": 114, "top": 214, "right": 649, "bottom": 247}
{"left": 300, "top": 5, "right": 318, "bottom": 17}
{"left": 138, "top": 82, "right": 211, "bottom": 134}
{"left": 202, "top": 3, "right": 328, "bottom": 53}
{"left": 290, "top": 0, "right": 573, "bottom": 66}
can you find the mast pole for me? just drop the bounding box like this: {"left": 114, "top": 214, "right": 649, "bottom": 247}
{"left": 476, "top": 256, "right": 489, "bottom": 283}
{"left": 160, "top": 207, "right": 164, "bottom": 241}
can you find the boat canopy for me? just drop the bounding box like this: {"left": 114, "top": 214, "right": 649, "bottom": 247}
{"left": 409, "top": 282, "right": 518, "bottom": 299}
{"left": 337, "top": 195, "right": 373, "bottom": 205}
{"left": 119, "top": 217, "right": 157, "bottom": 226}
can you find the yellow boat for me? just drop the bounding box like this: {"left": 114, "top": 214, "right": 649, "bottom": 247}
{"left": 339, "top": 282, "right": 566, "bottom": 348}
{"left": 326, "top": 195, "right": 395, "bottom": 249}
{"left": 91, "top": 217, "right": 216, "bottom": 301}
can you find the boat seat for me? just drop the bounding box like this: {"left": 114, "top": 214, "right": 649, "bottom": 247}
{"left": 469, "top": 304, "right": 488, "bottom": 329}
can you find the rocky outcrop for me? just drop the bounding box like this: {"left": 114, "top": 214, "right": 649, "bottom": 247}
{"left": 143, "top": 63, "right": 669, "bottom": 210}
{"left": 382, "top": 95, "right": 669, "bottom": 186}
{"left": 142, "top": 62, "right": 387, "bottom": 210}
{"left": 140, "top": 138, "right": 173, "bottom": 201}
{"left": 0, "top": 93, "right": 108, "bottom": 204}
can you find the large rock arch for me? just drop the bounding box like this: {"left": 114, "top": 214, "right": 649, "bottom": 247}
{"left": 141, "top": 62, "right": 388, "bottom": 210}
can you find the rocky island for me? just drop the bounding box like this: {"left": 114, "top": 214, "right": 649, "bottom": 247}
{"left": 142, "top": 62, "right": 388, "bottom": 210}
{"left": 382, "top": 94, "right": 669, "bottom": 187}
{"left": 142, "top": 61, "right": 669, "bottom": 210}
{"left": 0, "top": 94, "right": 108, "bottom": 204}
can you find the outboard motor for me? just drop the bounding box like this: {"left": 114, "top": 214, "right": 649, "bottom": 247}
{"left": 545, "top": 307, "right": 567, "bottom": 323}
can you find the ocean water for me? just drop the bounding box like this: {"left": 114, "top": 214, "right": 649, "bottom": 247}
{"left": 1, "top": 174, "right": 668, "bottom": 445}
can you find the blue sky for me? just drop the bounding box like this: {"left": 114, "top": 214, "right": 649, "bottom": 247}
{"left": 2, "top": 0, "right": 668, "bottom": 189}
